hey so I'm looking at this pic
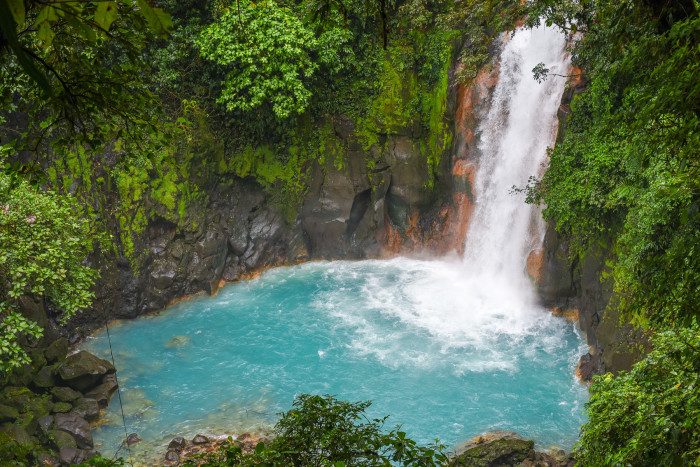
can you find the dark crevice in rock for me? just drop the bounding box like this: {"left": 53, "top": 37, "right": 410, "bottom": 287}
{"left": 345, "top": 189, "right": 372, "bottom": 237}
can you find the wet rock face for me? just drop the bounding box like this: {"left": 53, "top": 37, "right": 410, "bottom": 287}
{"left": 75, "top": 180, "right": 306, "bottom": 331}
{"left": 300, "top": 124, "right": 457, "bottom": 259}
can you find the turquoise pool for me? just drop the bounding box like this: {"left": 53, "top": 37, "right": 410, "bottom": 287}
{"left": 83, "top": 258, "right": 587, "bottom": 461}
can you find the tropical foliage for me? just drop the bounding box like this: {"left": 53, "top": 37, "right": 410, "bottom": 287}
{"left": 576, "top": 325, "right": 700, "bottom": 465}
{"left": 0, "top": 172, "right": 96, "bottom": 372}
{"left": 526, "top": 0, "right": 700, "bottom": 464}
{"left": 183, "top": 394, "right": 447, "bottom": 466}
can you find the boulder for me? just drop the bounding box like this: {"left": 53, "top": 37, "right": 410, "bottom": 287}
{"left": 168, "top": 436, "right": 186, "bottom": 451}
{"left": 53, "top": 412, "right": 92, "bottom": 449}
{"left": 84, "top": 373, "right": 118, "bottom": 407}
{"left": 164, "top": 449, "right": 180, "bottom": 463}
{"left": 72, "top": 398, "right": 100, "bottom": 421}
{"left": 44, "top": 338, "right": 70, "bottom": 363}
{"left": 192, "top": 433, "right": 209, "bottom": 445}
{"left": 450, "top": 432, "right": 534, "bottom": 467}
{"left": 32, "top": 365, "right": 57, "bottom": 389}
{"left": 127, "top": 433, "right": 141, "bottom": 445}
{"left": 0, "top": 404, "right": 19, "bottom": 423}
{"left": 37, "top": 415, "right": 54, "bottom": 436}
{"left": 49, "top": 428, "right": 77, "bottom": 450}
{"left": 51, "top": 402, "right": 73, "bottom": 414}
{"left": 58, "top": 447, "right": 94, "bottom": 465}
{"left": 51, "top": 386, "right": 81, "bottom": 403}
{"left": 57, "top": 351, "right": 115, "bottom": 392}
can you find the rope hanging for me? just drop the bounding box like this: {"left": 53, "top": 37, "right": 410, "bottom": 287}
{"left": 104, "top": 321, "right": 134, "bottom": 467}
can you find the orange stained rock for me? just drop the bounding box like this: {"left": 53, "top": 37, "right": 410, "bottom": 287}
{"left": 526, "top": 248, "right": 545, "bottom": 285}
{"left": 551, "top": 306, "right": 580, "bottom": 323}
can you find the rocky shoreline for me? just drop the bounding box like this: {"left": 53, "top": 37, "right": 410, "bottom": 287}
{"left": 0, "top": 339, "right": 118, "bottom": 464}
{"left": 155, "top": 430, "right": 576, "bottom": 467}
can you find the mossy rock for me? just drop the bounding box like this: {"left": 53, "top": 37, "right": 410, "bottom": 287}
{"left": 0, "top": 404, "right": 20, "bottom": 423}
{"left": 49, "top": 428, "right": 77, "bottom": 450}
{"left": 51, "top": 402, "right": 73, "bottom": 414}
{"left": 51, "top": 386, "right": 81, "bottom": 403}
{"left": 45, "top": 338, "right": 70, "bottom": 363}
{"left": 450, "top": 432, "right": 535, "bottom": 467}
{"left": 0, "top": 386, "right": 33, "bottom": 409}
{"left": 0, "top": 429, "right": 35, "bottom": 464}
{"left": 5, "top": 389, "right": 53, "bottom": 436}
{"left": 6, "top": 365, "right": 34, "bottom": 386}
{"left": 57, "top": 351, "right": 115, "bottom": 392}
{"left": 28, "top": 348, "right": 48, "bottom": 372}
{"left": 32, "top": 364, "right": 58, "bottom": 389}
{"left": 0, "top": 424, "right": 33, "bottom": 446}
{"left": 73, "top": 398, "right": 100, "bottom": 422}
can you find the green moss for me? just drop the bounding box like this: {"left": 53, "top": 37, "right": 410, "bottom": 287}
{"left": 419, "top": 45, "right": 452, "bottom": 188}
{"left": 354, "top": 32, "right": 454, "bottom": 189}
{"left": 355, "top": 48, "right": 418, "bottom": 151}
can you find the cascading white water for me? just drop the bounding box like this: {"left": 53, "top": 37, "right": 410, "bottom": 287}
{"left": 459, "top": 24, "right": 570, "bottom": 313}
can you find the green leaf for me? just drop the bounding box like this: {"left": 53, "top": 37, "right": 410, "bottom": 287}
{"left": 135, "top": 0, "right": 172, "bottom": 36}
{"left": 4, "top": 0, "right": 25, "bottom": 25}
{"left": 37, "top": 21, "right": 55, "bottom": 48}
{"left": 94, "top": 1, "right": 118, "bottom": 31}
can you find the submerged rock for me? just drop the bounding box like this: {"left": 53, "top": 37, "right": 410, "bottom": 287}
{"left": 165, "top": 335, "right": 191, "bottom": 348}
{"left": 126, "top": 433, "right": 141, "bottom": 445}
{"left": 449, "top": 432, "right": 534, "bottom": 466}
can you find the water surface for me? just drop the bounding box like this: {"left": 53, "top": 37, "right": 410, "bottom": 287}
{"left": 84, "top": 258, "right": 587, "bottom": 461}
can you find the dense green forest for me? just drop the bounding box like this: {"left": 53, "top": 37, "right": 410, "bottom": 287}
{"left": 1, "top": 0, "right": 699, "bottom": 465}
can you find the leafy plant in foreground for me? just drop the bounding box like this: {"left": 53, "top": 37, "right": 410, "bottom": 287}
{"left": 0, "top": 172, "right": 96, "bottom": 373}
{"left": 576, "top": 324, "right": 700, "bottom": 465}
{"left": 184, "top": 394, "right": 447, "bottom": 466}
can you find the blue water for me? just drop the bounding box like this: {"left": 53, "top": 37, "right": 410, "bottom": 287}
{"left": 83, "top": 258, "right": 587, "bottom": 461}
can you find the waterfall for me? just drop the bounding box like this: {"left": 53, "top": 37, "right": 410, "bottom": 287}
{"left": 461, "top": 24, "right": 570, "bottom": 311}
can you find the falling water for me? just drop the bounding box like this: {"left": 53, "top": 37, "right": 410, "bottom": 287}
{"left": 459, "top": 24, "right": 570, "bottom": 316}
